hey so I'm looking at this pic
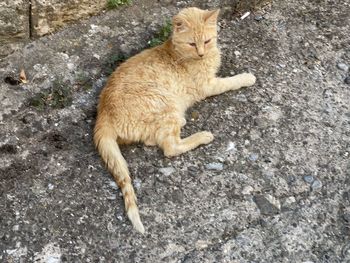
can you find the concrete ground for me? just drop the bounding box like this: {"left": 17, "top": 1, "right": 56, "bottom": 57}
{"left": 0, "top": 0, "right": 349, "bottom": 262}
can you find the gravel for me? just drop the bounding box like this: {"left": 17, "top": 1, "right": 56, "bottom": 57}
{"left": 254, "top": 15, "right": 264, "bottom": 21}
{"left": 248, "top": 153, "right": 259, "bottom": 161}
{"left": 345, "top": 76, "right": 350, "bottom": 85}
{"left": 303, "top": 175, "right": 315, "bottom": 183}
{"left": 205, "top": 162, "right": 224, "bottom": 171}
{"left": 337, "top": 63, "right": 349, "bottom": 72}
{"left": 159, "top": 167, "right": 176, "bottom": 176}
{"left": 311, "top": 179, "right": 323, "bottom": 191}
{"left": 254, "top": 194, "right": 281, "bottom": 215}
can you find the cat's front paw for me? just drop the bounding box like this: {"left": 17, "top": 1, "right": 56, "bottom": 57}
{"left": 241, "top": 73, "right": 256, "bottom": 87}
{"left": 198, "top": 131, "right": 214, "bottom": 144}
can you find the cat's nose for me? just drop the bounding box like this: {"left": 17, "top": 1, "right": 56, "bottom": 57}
{"left": 198, "top": 54, "right": 204, "bottom": 57}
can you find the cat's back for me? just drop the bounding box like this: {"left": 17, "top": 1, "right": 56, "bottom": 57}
{"left": 109, "top": 43, "right": 175, "bottom": 85}
{"left": 98, "top": 43, "right": 178, "bottom": 113}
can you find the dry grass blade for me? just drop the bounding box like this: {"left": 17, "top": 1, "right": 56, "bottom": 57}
{"left": 19, "top": 69, "right": 28, "bottom": 83}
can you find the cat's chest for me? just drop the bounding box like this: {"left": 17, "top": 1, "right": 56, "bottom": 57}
{"left": 172, "top": 61, "right": 214, "bottom": 107}
{"left": 185, "top": 60, "right": 215, "bottom": 84}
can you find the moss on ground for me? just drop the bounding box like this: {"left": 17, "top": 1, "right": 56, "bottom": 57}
{"left": 75, "top": 72, "right": 93, "bottom": 91}
{"left": 102, "top": 54, "right": 128, "bottom": 75}
{"left": 106, "top": 0, "right": 131, "bottom": 10}
{"left": 29, "top": 79, "right": 73, "bottom": 110}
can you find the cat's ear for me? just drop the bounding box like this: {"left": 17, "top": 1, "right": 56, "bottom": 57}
{"left": 173, "top": 16, "right": 189, "bottom": 33}
{"left": 204, "top": 9, "right": 220, "bottom": 26}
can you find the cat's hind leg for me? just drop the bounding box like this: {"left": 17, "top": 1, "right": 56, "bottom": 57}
{"left": 156, "top": 118, "right": 213, "bottom": 157}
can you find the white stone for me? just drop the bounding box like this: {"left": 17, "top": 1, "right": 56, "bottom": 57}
{"left": 284, "top": 196, "right": 296, "bottom": 206}
{"left": 265, "top": 194, "right": 281, "bottom": 210}
{"left": 34, "top": 243, "right": 61, "bottom": 263}
{"left": 159, "top": 167, "right": 176, "bottom": 176}
{"left": 205, "top": 162, "right": 224, "bottom": 171}
{"left": 242, "top": 185, "right": 254, "bottom": 195}
{"left": 234, "top": 50, "right": 241, "bottom": 57}
{"left": 226, "top": 141, "right": 236, "bottom": 153}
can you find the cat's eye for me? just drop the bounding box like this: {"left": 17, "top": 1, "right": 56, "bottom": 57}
{"left": 189, "top": 43, "right": 196, "bottom": 47}
{"left": 204, "top": 39, "right": 211, "bottom": 44}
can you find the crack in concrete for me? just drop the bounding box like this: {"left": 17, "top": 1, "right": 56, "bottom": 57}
{"left": 29, "top": 0, "right": 32, "bottom": 38}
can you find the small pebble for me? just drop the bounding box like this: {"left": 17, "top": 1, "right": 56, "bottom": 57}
{"left": 67, "top": 63, "right": 74, "bottom": 70}
{"left": 106, "top": 194, "right": 116, "bottom": 200}
{"left": 311, "top": 179, "right": 322, "bottom": 190}
{"left": 191, "top": 111, "right": 199, "bottom": 120}
{"left": 133, "top": 178, "right": 142, "bottom": 190}
{"left": 234, "top": 50, "right": 241, "bottom": 57}
{"left": 159, "top": 167, "right": 176, "bottom": 176}
{"left": 187, "top": 166, "right": 198, "bottom": 175}
{"left": 254, "top": 194, "right": 280, "bottom": 215}
{"left": 265, "top": 194, "right": 281, "bottom": 210}
{"left": 205, "top": 162, "right": 224, "bottom": 171}
{"left": 242, "top": 185, "right": 254, "bottom": 195}
{"left": 283, "top": 196, "right": 296, "bottom": 207}
{"left": 248, "top": 153, "right": 259, "bottom": 161}
{"left": 235, "top": 94, "right": 248, "bottom": 102}
{"left": 215, "top": 156, "right": 225, "bottom": 163}
{"left": 195, "top": 240, "right": 210, "bottom": 250}
{"left": 109, "top": 181, "right": 118, "bottom": 190}
{"left": 187, "top": 166, "right": 198, "bottom": 172}
{"left": 88, "top": 165, "right": 96, "bottom": 170}
{"left": 337, "top": 63, "right": 349, "bottom": 71}
{"left": 254, "top": 15, "right": 263, "bottom": 21}
{"left": 240, "top": 12, "right": 250, "bottom": 20}
{"left": 345, "top": 76, "right": 350, "bottom": 85}
{"left": 303, "top": 175, "right": 314, "bottom": 183}
{"left": 343, "top": 213, "right": 350, "bottom": 223}
{"left": 225, "top": 141, "right": 236, "bottom": 153}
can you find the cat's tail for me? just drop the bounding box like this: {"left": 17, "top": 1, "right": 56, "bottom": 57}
{"left": 94, "top": 122, "right": 145, "bottom": 234}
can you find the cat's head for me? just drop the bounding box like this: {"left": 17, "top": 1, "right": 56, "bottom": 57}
{"left": 171, "top": 7, "right": 220, "bottom": 59}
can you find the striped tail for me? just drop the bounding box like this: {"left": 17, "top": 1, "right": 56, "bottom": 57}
{"left": 94, "top": 123, "right": 144, "bottom": 234}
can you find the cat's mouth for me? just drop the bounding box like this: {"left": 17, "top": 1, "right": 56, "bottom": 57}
{"left": 194, "top": 56, "right": 205, "bottom": 60}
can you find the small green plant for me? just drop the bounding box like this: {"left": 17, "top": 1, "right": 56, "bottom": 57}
{"left": 107, "top": 0, "right": 131, "bottom": 9}
{"left": 103, "top": 53, "right": 128, "bottom": 75}
{"left": 148, "top": 20, "right": 172, "bottom": 47}
{"left": 29, "top": 79, "right": 73, "bottom": 110}
{"left": 75, "top": 72, "right": 93, "bottom": 91}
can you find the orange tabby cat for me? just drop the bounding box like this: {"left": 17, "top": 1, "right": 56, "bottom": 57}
{"left": 94, "top": 7, "right": 256, "bottom": 233}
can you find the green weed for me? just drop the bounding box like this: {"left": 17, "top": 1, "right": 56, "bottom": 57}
{"left": 103, "top": 54, "right": 128, "bottom": 75}
{"left": 75, "top": 72, "right": 93, "bottom": 91}
{"left": 148, "top": 20, "right": 172, "bottom": 47}
{"left": 29, "top": 79, "right": 73, "bottom": 110}
{"left": 107, "top": 0, "right": 131, "bottom": 10}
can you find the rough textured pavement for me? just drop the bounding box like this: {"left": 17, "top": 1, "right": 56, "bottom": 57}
{"left": 1, "top": 0, "right": 350, "bottom": 262}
